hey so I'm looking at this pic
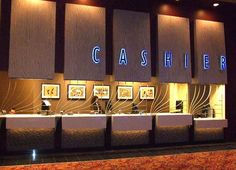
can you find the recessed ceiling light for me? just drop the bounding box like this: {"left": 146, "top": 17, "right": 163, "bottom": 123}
{"left": 213, "top": 3, "right": 220, "bottom": 7}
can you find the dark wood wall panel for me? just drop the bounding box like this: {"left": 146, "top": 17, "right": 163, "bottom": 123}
{"left": 64, "top": 4, "right": 105, "bottom": 80}
{"left": 9, "top": 0, "right": 56, "bottom": 79}
{"left": 194, "top": 19, "right": 227, "bottom": 84}
{"left": 0, "top": 0, "right": 1, "bottom": 29}
{"left": 113, "top": 9, "right": 151, "bottom": 82}
{"left": 158, "top": 15, "right": 191, "bottom": 83}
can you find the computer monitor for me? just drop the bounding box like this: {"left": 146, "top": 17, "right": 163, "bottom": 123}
{"left": 41, "top": 100, "right": 51, "bottom": 111}
{"left": 176, "top": 100, "right": 183, "bottom": 113}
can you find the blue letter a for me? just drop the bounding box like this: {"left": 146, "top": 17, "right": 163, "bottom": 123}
{"left": 119, "top": 48, "right": 128, "bottom": 65}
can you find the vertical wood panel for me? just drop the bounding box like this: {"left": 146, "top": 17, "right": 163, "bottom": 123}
{"left": 64, "top": 4, "right": 106, "bottom": 80}
{"left": 194, "top": 20, "right": 227, "bottom": 84}
{"left": 9, "top": 0, "right": 56, "bottom": 79}
{"left": 113, "top": 9, "right": 151, "bottom": 82}
{"left": 158, "top": 15, "right": 191, "bottom": 83}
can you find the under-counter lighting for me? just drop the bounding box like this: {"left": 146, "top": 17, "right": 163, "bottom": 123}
{"left": 32, "top": 149, "right": 36, "bottom": 161}
{"left": 213, "top": 3, "right": 220, "bottom": 7}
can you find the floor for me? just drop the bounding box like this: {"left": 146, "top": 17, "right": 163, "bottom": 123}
{"left": 1, "top": 142, "right": 236, "bottom": 166}
{"left": 2, "top": 149, "right": 236, "bottom": 170}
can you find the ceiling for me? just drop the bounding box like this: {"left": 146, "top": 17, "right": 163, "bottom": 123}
{"left": 218, "top": 0, "right": 236, "bottom": 3}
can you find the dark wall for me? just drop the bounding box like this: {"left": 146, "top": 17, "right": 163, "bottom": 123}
{"left": 0, "top": 0, "right": 232, "bottom": 74}
{"left": 0, "top": 0, "right": 11, "bottom": 71}
{"left": 0, "top": 0, "right": 236, "bottom": 139}
{"left": 223, "top": 9, "right": 236, "bottom": 141}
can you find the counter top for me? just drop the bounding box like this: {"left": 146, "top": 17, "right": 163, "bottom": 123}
{"left": 111, "top": 113, "right": 152, "bottom": 117}
{"left": 62, "top": 114, "right": 107, "bottom": 117}
{"left": 156, "top": 113, "right": 191, "bottom": 116}
{"left": 0, "top": 114, "right": 58, "bottom": 118}
{"left": 194, "top": 118, "right": 225, "bottom": 120}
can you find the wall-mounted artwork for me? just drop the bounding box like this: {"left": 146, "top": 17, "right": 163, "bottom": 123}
{"left": 117, "top": 86, "right": 133, "bottom": 100}
{"left": 139, "top": 86, "right": 155, "bottom": 100}
{"left": 68, "top": 84, "right": 86, "bottom": 99}
{"left": 41, "top": 84, "right": 60, "bottom": 99}
{"left": 93, "top": 85, "right": 110, "bottom": 99}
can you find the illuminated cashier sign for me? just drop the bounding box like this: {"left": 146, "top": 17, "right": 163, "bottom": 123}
{"left": 92, "top": 45, "right": 101, "bottom": 64}
{"left": 119, "top": 48, "right": 128, "bottom": 65}
{"left": 163, "top": 51, "right": 189, "bottom": 69}
{"left": 164, "top": 51, "right": 172, "bottom": 68}
{"left": 184, "top": 53, "right": 188, "bottom": 69}
{"left": 118, "top": 48, "right": 148, "bottom": 66}
{"left": 202, "top": 54, "right": 227, "bottom": 71}
{"left": 141, "top": 50, "right": 148, "bottom": 66}
{"left": 203, "top": 54, "right": 210, "bottom": 70}
{"left": 220, "top": 55, "right": 227, "bottom": 71}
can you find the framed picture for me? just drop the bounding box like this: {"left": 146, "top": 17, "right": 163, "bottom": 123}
{"left": 139, "top": 86, "right": 155, "bottom": 100}
{"left": 41, "top": 84, "right": 60, "bottom": 99}
{"left": 67, "top": 84, "right": 86, "bottom": 99}
{"left": 93, "top": 85, "right": 110, "bottom": 99}
{"left": 117, "top": 86, "right": 133, "bottom": 100}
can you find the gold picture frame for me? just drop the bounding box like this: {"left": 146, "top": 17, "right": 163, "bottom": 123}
{"left": 93, "top": 85, "right": 110, "bottom": 99}
{"left": 68, "top": 84, "right": 86, "bottom": 99}
{"left": 139, "top": 86, "right": 155, "bottom": 100}
{"left": 41, "top": 84, "right": 60, "bottom": 99}
{"left": 117, "top": 86, "right": 133, "bottom": 100}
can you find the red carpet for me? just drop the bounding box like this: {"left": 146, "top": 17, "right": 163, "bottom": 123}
{"left": 1, "top": 149, "right": 236, "bottom": 170}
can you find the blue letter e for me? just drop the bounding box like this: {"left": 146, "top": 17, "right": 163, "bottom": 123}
{"left": 203, "top": 54, "right": 210, "bottom": 70}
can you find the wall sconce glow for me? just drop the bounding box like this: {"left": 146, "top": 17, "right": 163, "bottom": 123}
{"left": 92, "top": 46, "right": 101, "bottom": 64}
{"left": 203, "top": 54, "right": 210, "bottom": 70}
{"left": 213, "top": 3, "right": 220, "bottom": 7}
{"left": 119, "top": 48, "right": 128, "bottom": 65}
{"left": 141, "top": 50, "right": 148, "bottom": 67}
{"left": 164, "top": 51, "right": 173, "bottom": 68}
{"left": 184, "top": 53, "right": 188, "bottom": 69}
{"left": 220, "top": 55, "right": 227, "bottom": 71}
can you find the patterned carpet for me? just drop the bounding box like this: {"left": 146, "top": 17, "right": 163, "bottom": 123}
{"left": 1, "top": 149, "right": 236, "bottom": 170}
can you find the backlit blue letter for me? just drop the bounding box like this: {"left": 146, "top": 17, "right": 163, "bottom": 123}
{"left": 141, "top": 50, "right": 148, "bottom": 67}
{"left": 203, "top": 54, "right": 210, "bottom": 70}
{"left": 220, "top": 56, "right": 227, "bottom": 71}
{"left": 184, "top": 53, "right": 188, "bottom": 69}
{"left": 92, "top": 46, "right": 101, "bottom": 64}
{"left": 119, "top": 48, "right": 128, "bottom": 65}
{"left": 164, "top": 51, "right": 172, "bottom": 68}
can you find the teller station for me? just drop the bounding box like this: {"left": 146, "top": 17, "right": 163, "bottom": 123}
{"left": 0, "top": 1, "right": 228, "bottom": 153}
{"left": 0, "top": 77, "right": 227, "bottom": 152}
